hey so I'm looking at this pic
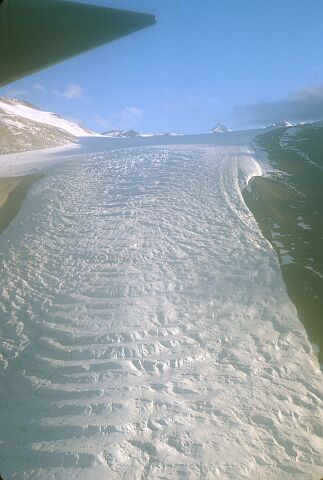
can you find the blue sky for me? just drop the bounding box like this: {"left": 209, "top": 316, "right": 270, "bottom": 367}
{"left": 1, "top": 0, "right": 323, "bottom": 133}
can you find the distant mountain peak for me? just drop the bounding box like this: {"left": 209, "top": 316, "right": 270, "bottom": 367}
{"left": 210, "top": 124, "right": 232, "bottom": 134}
{"left": 267, "top": 120, "right": 294, "bottom": 128}
{"left": 102, "top": 129, "right": 142, "bottom": 138}
{"left": 102, "top": 129, "right": 182, "bottom": 138}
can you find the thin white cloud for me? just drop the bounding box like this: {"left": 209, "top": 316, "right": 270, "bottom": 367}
{"left": 63, "top": 83, "right": 84, "bottom": 100}
{"left": 110, "top": 106, "right": 143, "bottom": 129}
{"left": 95, "top": 106, "right": 144, "bottom": 131}
{"left": 94, "top": 114, "right": 111, "bottom": 130}
{"left": 34, "top": 83, "right": 47, "bottom": 93}
{"left": 53, "top": 83, "right": 85, "bottom": 100}
{"left": 235, "top": 83, "right": 323, "bottom": 126}
{"left": 6, "top": 88, "right": 28, "bottom": 98}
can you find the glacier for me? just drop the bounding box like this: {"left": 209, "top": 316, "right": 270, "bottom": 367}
{"left": 0, "top": 132, "right": 322, "bottom": 479}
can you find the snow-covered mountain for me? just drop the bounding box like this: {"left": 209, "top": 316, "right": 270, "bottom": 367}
{"left": 102, "top": 129, "right": 182, "bottom": 138}
{"left": 0, "top": 97, "right": 97, "bottom": 155}
{"left": 102, "top": 129, "right": 142, "bottom": 138}
{"left": 210, "top": 124, "right": 232, "bottom": 134}
{"left": 266, "top": 120, "right": 294, "bottom": 128}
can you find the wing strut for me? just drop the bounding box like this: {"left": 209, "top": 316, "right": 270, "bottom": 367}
{"left": 0, "top": 0, "right": 156, "bottom": 86}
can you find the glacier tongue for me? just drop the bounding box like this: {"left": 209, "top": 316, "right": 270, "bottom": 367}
{"left": 0, "top": 143, "right": 322, "bottom": 479}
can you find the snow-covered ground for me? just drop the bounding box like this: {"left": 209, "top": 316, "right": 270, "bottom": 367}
{"left": 0, "top": 97, "right": 97, "bottom": 137}
{"left": 0, "top": 97, "right": 100, "bottom": 155}
{"left": 0, "top": 129, "right": 260, "bottom": 177}
{"left": 0, "top": 143, "right": 80, "bottom": 177}
{"left": 0, "top": 132, "right": 321, "bottom": 479}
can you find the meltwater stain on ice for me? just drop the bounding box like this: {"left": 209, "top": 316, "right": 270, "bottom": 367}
{"left": 0, "top": 143, "right": 322, "bottom": 479}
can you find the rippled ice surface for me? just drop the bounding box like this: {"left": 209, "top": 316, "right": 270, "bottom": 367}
{"left": 0, "top": 144, "right": 322, "bottom": 479}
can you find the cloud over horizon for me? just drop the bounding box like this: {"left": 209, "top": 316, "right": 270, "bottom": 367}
{"left": 61, "top": 83, "right": 84, "bottom": 100}
{"left": 52, "top": 83, "right": 85, "bottom": 100}
{"left": 235, "top": 84, "right": 323, "bottom": 126}
{"left": 32, "top": 82, "right": 85, "bottom": 101}
{"left": 95, "top": 106, "right": 144, "bottom": 131}
{"left": 6, "top": 88, "right": 28, "bottom": 98}
{"left": 34, "top": 83, "right": 47, "bottom": 93}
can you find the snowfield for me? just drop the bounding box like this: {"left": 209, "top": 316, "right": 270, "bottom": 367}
{"left": 0, "top": 132, "right": 322, "bottom": 479}
{"left": 0, "top": 97, "right": 97, "bottom": 137}
{"left": 0, "top": 97, "right": 99, "bottom": 155}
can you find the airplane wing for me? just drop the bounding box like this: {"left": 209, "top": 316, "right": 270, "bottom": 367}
{"left": 0, "top": 0, "right": 156, "bottom": 87}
